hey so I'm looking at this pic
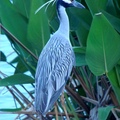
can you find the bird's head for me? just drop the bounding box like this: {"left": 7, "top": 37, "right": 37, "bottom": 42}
{"left": 57, "top": 0, "right": 85, "bottom": 8}
{"left": 35, "top": 0, "right": 85, "bottom": 14}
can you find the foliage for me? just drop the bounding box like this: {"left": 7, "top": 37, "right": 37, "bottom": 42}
{"left": 0, "top": 0, "right": 120, "bottom": 119}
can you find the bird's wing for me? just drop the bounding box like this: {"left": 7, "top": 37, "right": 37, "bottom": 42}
{"left": 35, "top": 35, "right": 75, "bottom": 115}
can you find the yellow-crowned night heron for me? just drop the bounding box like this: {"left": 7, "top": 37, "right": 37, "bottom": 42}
{"left": 35, "top": 0, "right": 85, "bottom": 116}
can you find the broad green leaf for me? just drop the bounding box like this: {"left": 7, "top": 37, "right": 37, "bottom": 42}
{"left": 0, "top": 51, "right": 6, "bottom": 61}
{"left": 10, "top": 56, "right": 19, "bottom": 64}
{"left": 67, "top": 8, "right": 80, "bottom": 31}
{"left": 14, "top": 59, "right": 28, "bottom": 74}
{"left": 102, "top": 10, "right": 120, "bottom": 33}
{"left": 19, "top": 54, "right": 36, "bottom": 77}
{"left": 86, "top": 13, "right": 120, "bottom": 76}
{"left": 0, "top": 0, "right": 29, "bottom": 48}
{"left": 0, "top": 74, "right": 34, "bottom": 87}
{"left": 69, "top": 8, "right": 92, "bottom": 46}
{"left": 0, "top": 0, "right": 38, "bottom": 72}
{"left": 85, "top": 0, "right": 107, "bottom": 16}
{"left": 73, "top": 47, "right": 86, "bottom": 66}
{"left": 73, "top": 47, "right": 86, "bottom": 54}
{"left": 114, "top": 0, "right": 120, "bottom": 16}
{"left": 114, "top": 65, "right": 120, "bottom": 86}
{"left": 75, "top": 53, "right": 86, "bottom": 67}
{"left": 12, "top": 0, "right": 31, "bottom": 19}
{"left": 44, "top": 0, "right": 58, "bottom": 32}
{"left": 71, "top": 9, "right": 92, "bottom": 31}
{"left": 98, "top": 106, "right": 113, "bottom": 120}
{"left": 27, "top": 0, "right": 50, "bottom": 55}
{"left": 49, "top": 17, "right": 59, "bottom": 32}
{"left": 107, "top": 68, "right": 120, "bottom": 104}
{"left": 106, "top": 0, "right": 117, "bottom": 16}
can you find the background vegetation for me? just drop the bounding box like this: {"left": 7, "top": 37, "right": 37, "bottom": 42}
{"left": 0, "top": 0, "right": 120, "bottom": 119}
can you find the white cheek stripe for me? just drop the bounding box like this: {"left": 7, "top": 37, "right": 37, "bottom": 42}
{"left": 62, "top": 0, "right": 72, "bottom": 4}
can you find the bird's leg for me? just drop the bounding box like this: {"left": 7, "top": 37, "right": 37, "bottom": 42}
{"left": 60, "top": 92, "right": 70, "bottom": 120}
{"left": 54, "top": 102, "right": 59, "bottom": 120}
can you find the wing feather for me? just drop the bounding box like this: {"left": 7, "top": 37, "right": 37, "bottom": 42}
{"left": 35, "top": 34, "right": 75, "bottom": 115}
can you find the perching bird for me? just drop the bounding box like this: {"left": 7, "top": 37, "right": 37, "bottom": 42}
{"left": 35, "top": 0, "right": 85, "bottom": 116}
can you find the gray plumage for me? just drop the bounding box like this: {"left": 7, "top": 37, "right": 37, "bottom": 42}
{"left": 35, "top": 33, "right": 74, "bottom": 115}
{"left": 35, "top": 0, "right": 85, "bottom": 116}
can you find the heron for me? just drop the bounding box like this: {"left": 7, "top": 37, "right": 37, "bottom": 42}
{"left": 35, "top": 0, "right": 85, "bottom": 117}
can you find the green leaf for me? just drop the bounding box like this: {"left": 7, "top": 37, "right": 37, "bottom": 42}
{"left": 73, "top": 47, "right": 86, "bottom": 54}
{"left": 85, "top": 0, "right": 107, "bottom": 16}
{"left": 67, "top": 8, "right": 80, "bottom": 31}
{"left": 73, "top": 47, "right": 86, "bottom": 66}
{"left": 12, "top": 0, "right": 31, "bottom": 19}
{"left": 106, "top": 0, "right": 117, "bottom": 16}
{"left": 98, "top": 106, "right": 113, "bottom": 120}
{"left": 0, "top": 51, "right": 6, "bottom": 61}
{"left": 0, "top": 74, "right": 34, "bottom": 87}
{"left": 27, "top": 0, "right": 50, "bottom": 55}
{"left": 86, "top": 13, "right": 120, "bottom": 76}
{"left": 0, "top": 0, "right": 28, "bottom": 48}
{"left": 45, "top": 0, "right": 58, "bottom": 32}
{"left": 102, "top": 10, "right": 120, "bottom": 33}
{"left": 107, "top": 68, "right": 120, "bottom": 104}
{"left": 68, "top": 8, "right": 92, "bottom": 46}
{"left": 0, "top": 108, "right": 22, "bottom": 112}
{"left": 14, "top": 59, "right": 28, "bottom": 74}
{"left": 64, "top": 93, "right": 79, "bottom": 120}
{"left": 16, "top": 54, "right": 36, "bottom": 77}
{"left": 10, "top": 56, "right": 19, "bottom": 64}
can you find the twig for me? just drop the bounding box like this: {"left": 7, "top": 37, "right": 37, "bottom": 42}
{"left": 0, "top": 24, "right": 38, "bottom": 60}
{"left": 12, "top": 86, "right": 31, "bottom": 105}
{"left": 0, "top": 110, "right": 88, "bottom": 118}
{"left": 100, "top": 85, "right": 111, "bottom": 106}
{"left": 60, "top": 93, "right": 70, "bottom": 120}
{"left": 6, "top": 86, "right": 25, "bottom": 108}
{"left": 111, "top": 108, "right": 119, "bottom": 120}
{"left": 81, "top": 96, "right": 98, "bottom": 105}
{"left": 54, "top": 103, "right": 58, "bottom": 120}
{"left": 65, "top": 85, "right": 90, "bottom": 114}
{"left": 101, "top": 76, "right": 119, "bottom": 106}
{"left": 72, "top": 68, "right": 93, "bottom": 99}
{"left": 115, "top": 108, "right": 120, "bottom": 113}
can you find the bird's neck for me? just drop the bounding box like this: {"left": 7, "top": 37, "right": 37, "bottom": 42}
{"left": 57, "top": 5, "right": 70, "bottom": 39}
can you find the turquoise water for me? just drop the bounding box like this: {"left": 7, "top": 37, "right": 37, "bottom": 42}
{"left": 0, "top": 35, "right": 17, "bottom": 120}
{"left": 0, "top": 35, "right": 34, "bottom": 120}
